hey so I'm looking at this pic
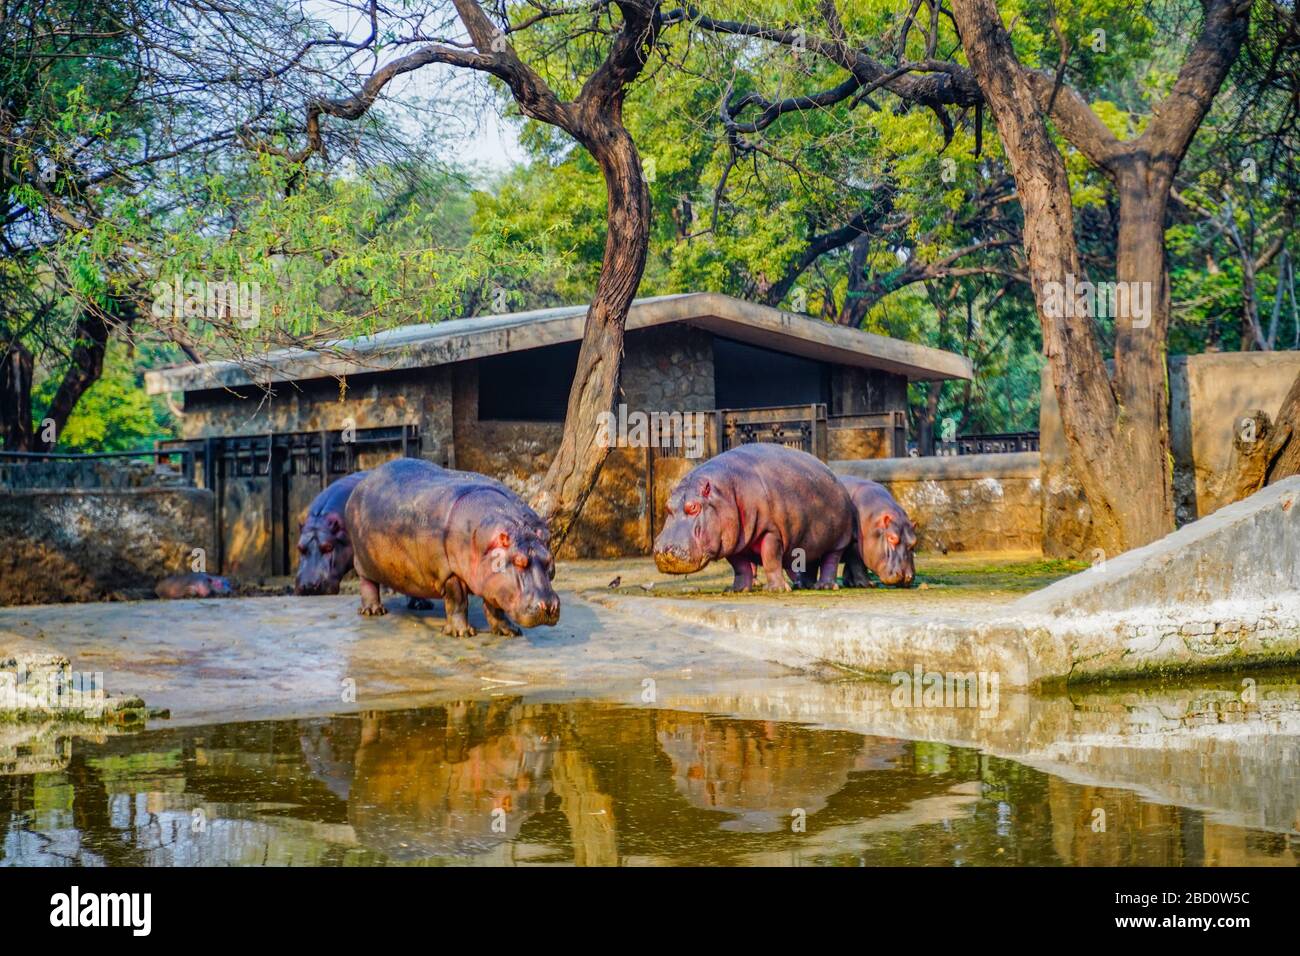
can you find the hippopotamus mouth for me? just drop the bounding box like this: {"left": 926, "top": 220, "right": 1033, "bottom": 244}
{"left": 510, "top": 595, "right": 561, "bottom": 628}
{"left": 294, "top": 574, "right": 340, "bottom": 596}
{"left": 653, "top": 547, "right": 708, "bottom": 575}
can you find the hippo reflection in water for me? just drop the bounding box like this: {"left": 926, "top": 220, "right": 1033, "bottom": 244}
{"left": 301, "top": 702, "right": 559, "bottom": 860}
{"left": 656, "top": 714, "right": 896, "bottom": 832}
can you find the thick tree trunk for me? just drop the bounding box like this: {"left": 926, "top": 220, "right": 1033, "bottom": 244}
{"left": 1110, "top": 180, "right": 1176, "bottom": 545}
{"left": 533, "top": 122, "right": 650, "bottom": 547}
{"left": 0, "top": 336, "right": 34, "bottom": 451}
{"left": 951, "top": 0, "right": 1144, "bottom": 554}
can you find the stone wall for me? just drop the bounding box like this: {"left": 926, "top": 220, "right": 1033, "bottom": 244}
{"left": 832, "top": 452, "right": 1043, "bottom": 554}
{"left": 0, "top": 457, "right": 189, "bottom": 491}
{"left": 0, "top": 487, "right": 215, "bottom": 605}
{"left": 1041, "top": 351, "right": 1300, "bottom": 557}
{"left": 182, "top": 366, "right": 456, "bottom": 466}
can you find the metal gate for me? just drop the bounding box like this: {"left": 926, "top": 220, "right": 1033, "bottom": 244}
{"left": 161, "top": 424, "right": 420, "bottom": 576}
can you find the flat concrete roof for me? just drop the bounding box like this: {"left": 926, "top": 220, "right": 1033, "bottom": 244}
{"left": 144, "top": 292, "right": 973, "bottom": 395}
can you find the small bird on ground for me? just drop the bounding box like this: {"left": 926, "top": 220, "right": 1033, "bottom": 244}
{"left": 607, "top": 576, "right": 621, "bottom": 588}
{"left": 639, "top": 582, "right": 655, "bottom": 591}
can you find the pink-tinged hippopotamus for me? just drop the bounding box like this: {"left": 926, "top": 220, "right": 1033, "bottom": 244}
{"left": 653, "top": 443, "right": 853, "bottom": 591}
{"left": 344, "top": 458, "right": 560, "bottom": 636}
{"left": 295, "top": 471, "right": 368, "bottom": 595}
{"left": 838, "top": 476, "right": 917, "bottom": 587}
{"left": 155, "top": 572, "right": 234, "bottom": 599}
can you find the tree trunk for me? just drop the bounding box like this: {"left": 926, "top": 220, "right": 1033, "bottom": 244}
{"left": 951, "top": 0, "right": 1142, "bottom": 554}
{"left": 533, "top": 121, "right": 650, "bottom": 547}
{"left": 36, "top": 305, "right": 117, "bottom": 452}
{"left": 0, "top": 336, "right": 34, "bottom": 451}
{"left": 1110, "top": 178, "right": 1176, "bottom": 545}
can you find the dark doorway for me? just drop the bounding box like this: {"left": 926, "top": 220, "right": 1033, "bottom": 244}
{"left": 713, "top": 335, "right": 830, "bottom": 408}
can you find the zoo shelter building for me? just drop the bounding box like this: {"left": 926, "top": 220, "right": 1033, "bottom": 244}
{"left": 145, "top": 292, "right": 972, "bottom": 574}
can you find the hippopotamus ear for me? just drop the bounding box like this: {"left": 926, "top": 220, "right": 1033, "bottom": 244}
{"left": 878, "top": 512, "right": 894, "bottom": 529}
{"left": 490, "top": 530, "right": 511, "bottom": 550}
{"left": 700, "top": 480, "right": 711, "bottom": 498}
{"left": 326, "top": 514, "right": 346, "bottom": 538}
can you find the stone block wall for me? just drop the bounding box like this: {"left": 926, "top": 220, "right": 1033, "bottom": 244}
{"left": 832, "top": 452, "right": 1043, "bottom": 554}
{"left": 0, "top": 487, "right": 215, "bottom": 605}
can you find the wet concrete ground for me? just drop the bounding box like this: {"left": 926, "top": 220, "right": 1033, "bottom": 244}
{"left": 0, "top": 554, "right": 1062, "bottom": 725}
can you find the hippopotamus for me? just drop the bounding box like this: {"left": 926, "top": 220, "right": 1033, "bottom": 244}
{"left": 344, "top": 458, "right": 560, "bottom": 636}
{"left": 155, "top": 572, "right": 234, "bottom": 599}
{"left": 839, "top": 476, "right": 917, "bottom": 587}
{"left": 653, "top": 443, "right": 853, "bottom": 591}
{"left": 295, "top": 472, "right": 368, "bottom": 595}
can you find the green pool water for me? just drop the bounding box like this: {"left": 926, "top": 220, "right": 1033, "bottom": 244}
{"left": 2, "top": 694, "right": 1296, "bottom": 866}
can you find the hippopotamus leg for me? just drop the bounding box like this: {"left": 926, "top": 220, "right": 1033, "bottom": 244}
{"left": 815, "top": 548, "right": 844, "bottom": 590}
{"left": 442, "top": 577, "right": 477, "bottom": 638}
{"left": 483, "top": 599, "right": 523, "bottom": 637}
{"left": 758, "top": 533, "right": 791, "bottom": 592}
{"left": 406, "top": 597, "right": 435, "bottom": 611}
{"left": 842, "top": 548, "right": 875, "bottom": 588}
{"left": 727, "top": 556, "right": 756, "bottom": 592}
{"left": 358, "top": 576, "right": 388, "bottom": 616}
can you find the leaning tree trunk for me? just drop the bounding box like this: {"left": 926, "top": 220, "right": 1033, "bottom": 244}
{"left": 533, "top": 120, "right": 651, "bottom": 547}
{"left": 0, "top": 335, "right": 34, "bottom": 451}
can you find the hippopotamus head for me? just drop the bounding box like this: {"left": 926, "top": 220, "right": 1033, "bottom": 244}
{"left": 471, "top": 520, "right": 560, "bottom": 628}
{"left": 295, "top": 512, "right": 352, "bottom": 595}
{"left": 653, "top": 476, "right": 731, "bottom": 574}
{"left": 859, "top": 508, "right": 917, "bottom": 586}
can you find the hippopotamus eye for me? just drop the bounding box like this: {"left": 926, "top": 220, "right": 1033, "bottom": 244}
{"left": 513, "top": 553, "right": 529, "bottom": 570}
{"left": 887, "top": 533, "right": 900, "bottom": 547}
{"left": 684, "top": 501, "right": 701, "bottom": 516}
{"left": 320, "top": 541, "right": 334, "bottom": 554}
{"left": 297, "top": 543, "right": 308, "bottom": 554}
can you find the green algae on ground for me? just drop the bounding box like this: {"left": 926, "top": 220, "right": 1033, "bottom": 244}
{"left": 609, "top": 555, "right": 1088, "bottom": 600}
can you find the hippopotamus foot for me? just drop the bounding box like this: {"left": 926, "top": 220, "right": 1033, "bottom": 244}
{"left": 842, "top": 550, "right": 875, "bottom": 589}
{"left": 727, "top": 557, "right": 756, "bottom": 592}
{"left": 406, "top": 596, "right": 435, "bottom": 611}
{"left": 358, "top": 577, "right": 388, "bottom": 616}
{"left": 440, "top": 577, "right": 476, "bottom": 637}
{"left": 815, "top": 550, "right": 844, "bottom": 590}
{"left": 484, "top": 600, "right": 522, "bottom": 637}
{"left": 757, "top": 535, "right": 790, "bottom": 591}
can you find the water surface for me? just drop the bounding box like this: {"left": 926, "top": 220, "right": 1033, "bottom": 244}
{"left": 3, "top": 695, "right": 1297, "bottom": 866}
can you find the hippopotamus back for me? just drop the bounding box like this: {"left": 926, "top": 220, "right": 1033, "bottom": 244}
{"left": 155, "top": 572, "right": 233, "bottom": 599}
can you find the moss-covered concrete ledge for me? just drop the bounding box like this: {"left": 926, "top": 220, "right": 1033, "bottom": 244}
{"left": 1, "top": 632, "right": 147, "bottom": 722}
{"left": 595, "top": 477, "right": 1300, "bottom": 687}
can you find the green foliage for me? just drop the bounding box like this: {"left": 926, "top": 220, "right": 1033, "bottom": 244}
{"left": 33, "top": 342, "right": 173, "bottom": 452}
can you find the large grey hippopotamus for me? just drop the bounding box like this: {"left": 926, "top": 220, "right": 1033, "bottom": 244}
{"left": 295, "top": 471, "right": 368, "bottom": 595}
{"left": 653, "top": 443, "right": 853, "bottom": 591}
{"left": 838, "top": 476, "right": 917, "bottom": 587}
{"left": 345, "top": 459, "right": 560, "bottom": 636}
